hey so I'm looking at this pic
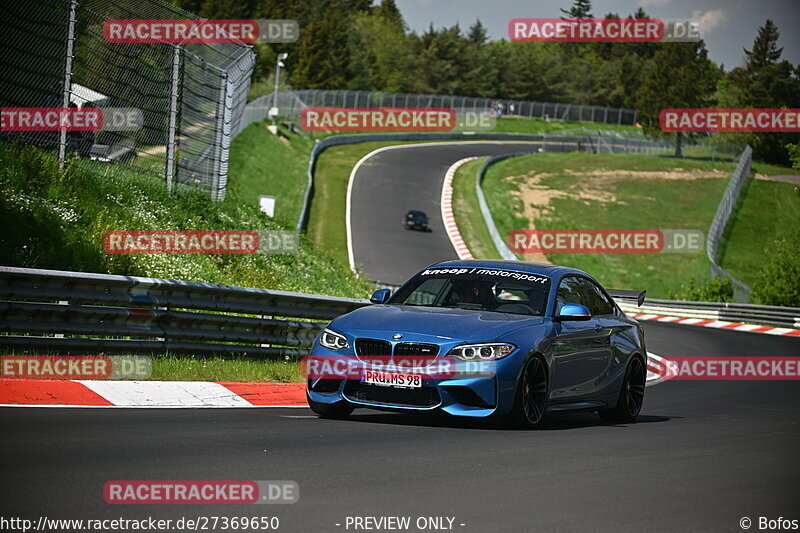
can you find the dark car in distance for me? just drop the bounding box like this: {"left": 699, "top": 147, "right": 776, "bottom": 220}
{"left": 403, "top": 210, "right": 430, "bottom": 231}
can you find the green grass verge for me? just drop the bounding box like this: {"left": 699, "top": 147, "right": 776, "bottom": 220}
{"left": 489, "top": 116, "right": 640, "bottom": 135}
{"left": 719, "top": 179, "right": 800, "bottom": 287}
{"left": 481, "top": 153, "right": 736, "bottom": 299}
{"left": 228, "top": 122, "right": 312, "bottom": 228}
{"left": 451, "top": 158, "right": 501, "bottom": 260}
{"left": 152, "top": 356, "right": 303, "bottom": 382}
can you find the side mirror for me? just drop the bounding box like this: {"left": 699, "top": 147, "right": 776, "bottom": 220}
{"left": 370, "top": 288, "right": 391, "bottom": 304}
{"left": 554, "top": 303, "right": 591, "bottom": 321}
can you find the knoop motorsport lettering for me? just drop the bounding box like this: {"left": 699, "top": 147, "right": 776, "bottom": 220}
{"left": 420, "top": 267, "right": 549, "bottom": 284}
{"left": 300, "top": 107, "right": 456, "bottom": 132}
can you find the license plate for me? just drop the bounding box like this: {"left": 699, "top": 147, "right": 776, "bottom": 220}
{"left": 362, "top": 369, "right": 422, "bottom": 389}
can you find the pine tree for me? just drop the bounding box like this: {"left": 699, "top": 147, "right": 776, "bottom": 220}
{"left": 744, "top": 20, "right": 783, "bottom": 71}
{"left": 376, "top": 0, "right": 405, "bottom": 29}
{"left": 467, "top": 19, "right": 488, "bottom": 45}
{"left": 636, "top": 42, "right": 719, "bottom": 157}
{"left": 291, "top": 4, "right": 350, "bottom": 89}
{"left": 560, "top": 0, "right": 593, "bottom": 19}
{"left": 347, "top": 0, "right": 373, "bottom": 12}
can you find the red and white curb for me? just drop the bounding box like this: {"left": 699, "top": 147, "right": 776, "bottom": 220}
{"left": 628, "top": 313, "right": 800, "bottom": 337}
{"left": 646, "top": 352, "right": 669, "bottom": 386}
{"left": 0, "top": 379, "right": 306, "bottom": 408}
{"left": 2, "top": 354, "right": 670, "bottom": 407}
{"left": 441, "top": 157, "right": 480, "bottom": 260}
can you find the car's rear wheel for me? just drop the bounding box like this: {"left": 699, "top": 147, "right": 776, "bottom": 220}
{"left": 508, "top": 356, "right": 548, "bottom": 429}
{"left": 307, "top": 396, "right": 355, "bottom": 419}
{"left": 599, "top": 356, "right": 645, "bottom": 423}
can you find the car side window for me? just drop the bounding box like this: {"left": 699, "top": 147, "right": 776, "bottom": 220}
{"left": 583, "top": 280, "right": 615, "bottom": 316}
{"left": 556, "top": 275, "right": 586, "bottom": 312}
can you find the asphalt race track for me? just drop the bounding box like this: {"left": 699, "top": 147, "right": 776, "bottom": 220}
{"left": 1, "top": 323, "right": 799, "bottom": 531}
{"left": 2, "top": 142, "right": 798, "bottom": 531}
{"left": 349, "top": 141, "right": 562, "bottom": 285}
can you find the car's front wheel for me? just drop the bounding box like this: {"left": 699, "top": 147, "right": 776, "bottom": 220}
{"left": 507, "top": 356, "right": 548, "bottom": 429}
{"left": 599, "top": 356, "right": 645, "bottom": 423}
{"left": 307, "top": 396, "right": 355, "bottom": 419}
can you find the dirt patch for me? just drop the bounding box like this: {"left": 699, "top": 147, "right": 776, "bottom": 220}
{"left": 505, "top": 167, "right": 727, "bottom": 263}
{"left": 754, "top": 174, "right": 800, "bottom": 184}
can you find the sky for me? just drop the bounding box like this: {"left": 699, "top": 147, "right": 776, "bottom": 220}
{"left": 394, "top": 0, "right": 800, "bottom": 71}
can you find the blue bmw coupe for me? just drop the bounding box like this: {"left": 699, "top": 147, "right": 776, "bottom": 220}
{"left": 306, "top": 260, "right": 647, "bottom": 428}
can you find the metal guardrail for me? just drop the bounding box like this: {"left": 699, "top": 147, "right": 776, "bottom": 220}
{"left": 1, "top": 267, "right": 795, "bottom": 359}
{"left": 476, "top": 152, "right": 536, "bottom": 260}
{"left": 615, "top": 297, "right": 800, "bottom": 329}
{"left": 0, "top": 266, "right": 369, "bottom": 357}
{"left": 706, "top": 146, "right": 753, "bottom": 301}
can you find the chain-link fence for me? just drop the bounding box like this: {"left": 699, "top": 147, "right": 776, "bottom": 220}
{"left": 237, "top": 89, "right": 639, "bottom": 135}
{"left": 707, "top": 145, "right": 753, "bottom": 302}
{"left": 0, "top": 0, "right": 255, "bottom": 201}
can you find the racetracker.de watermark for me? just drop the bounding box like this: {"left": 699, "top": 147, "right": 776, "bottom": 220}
{"left": 303, "top": 355, "right": 496, "bottom": 380}
{"left": 103, "top": 230, "right": 298, "bottom": 255}
{"left": 660, "top": 108, "right": 800, "bottom": 132}
{"left": 299, "top": 107, "right": 457, "bottom": 132}
{"left": 0, "top": 355, "right": 151, "bottom": 380}
{"left": 651, "top": 357, "right": 800, "bottom": 380}
{"left": 103, "top": 481, "right": 298, "bottom": 504}
{"left": 104, "top": 19, "right": 299, "bottom": 43}
{"left": 508, "top": 18, "right": 701, "bottom": 43}
{"left": 1, "top": 107, "right": 143, "bottom": 131}
{"left": 508, "top": 229, "right": 704, "bottom": 254}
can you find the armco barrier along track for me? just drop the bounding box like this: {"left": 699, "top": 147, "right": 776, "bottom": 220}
{"left": 1, "top": 267, "right": 797, "bottom": 360}
{"left": 0, "top": 266, "right": 367, "bottom": 357}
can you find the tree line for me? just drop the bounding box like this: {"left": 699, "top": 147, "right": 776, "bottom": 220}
{"left": 178, "top": 0, "right": 800, "bottom": 164}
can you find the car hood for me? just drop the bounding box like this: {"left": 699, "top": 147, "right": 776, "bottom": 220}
{"left": 328, "top": 304, "right": 544, "bottom": 343}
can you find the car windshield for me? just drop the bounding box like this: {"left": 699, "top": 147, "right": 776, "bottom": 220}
{"left": 389, "top": 267, "right": 551, "bottom": 316}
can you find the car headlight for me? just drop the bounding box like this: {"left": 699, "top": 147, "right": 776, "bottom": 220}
{"left": 447, "top": 343, "right": 516, "bottom": 361}
{"left": 319, "top": 328, "right": 349, "bottom": 351}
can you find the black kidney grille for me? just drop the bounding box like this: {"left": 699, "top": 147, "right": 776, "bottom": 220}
{"left": 355, "top": 338, "right": 392, "bottom": 356}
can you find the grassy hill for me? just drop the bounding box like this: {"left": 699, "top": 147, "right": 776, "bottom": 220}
{"left": 453, "top": 152, "right": 799, "bottom": 301}
{"left": 0, "top": 140, "right": 372, "bottom": 299}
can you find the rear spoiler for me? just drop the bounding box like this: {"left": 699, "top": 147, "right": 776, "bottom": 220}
{"left": 607, "top": 289, "right": 646, "bottom": 307}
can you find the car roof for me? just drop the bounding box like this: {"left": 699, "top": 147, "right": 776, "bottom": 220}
{"left": 425, "top": 259, "right": 588, "bottom": 280}
{"left": 407, "top": 210, "right": 427, "bottom": 216}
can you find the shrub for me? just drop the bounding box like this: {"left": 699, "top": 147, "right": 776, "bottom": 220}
{"left": 751, "top": 230, "right": 800, "bottom": 307}
{"left": 678, "top": 276, "right": 734, "bottom": 302}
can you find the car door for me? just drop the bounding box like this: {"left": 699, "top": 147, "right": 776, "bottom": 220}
{"left": 551, "top": 275, "right": 614, "bottom": 400}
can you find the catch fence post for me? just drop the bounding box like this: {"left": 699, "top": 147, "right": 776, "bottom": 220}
{"left": 57, "top": 0, "right": 78, "bottom": 169}
{"left": 165, "top": 44, "right": 182, "bottom": 193}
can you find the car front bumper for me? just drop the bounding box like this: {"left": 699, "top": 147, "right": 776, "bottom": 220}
{"left": 307, "top": 372, "right": 519, "bottom": 418}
